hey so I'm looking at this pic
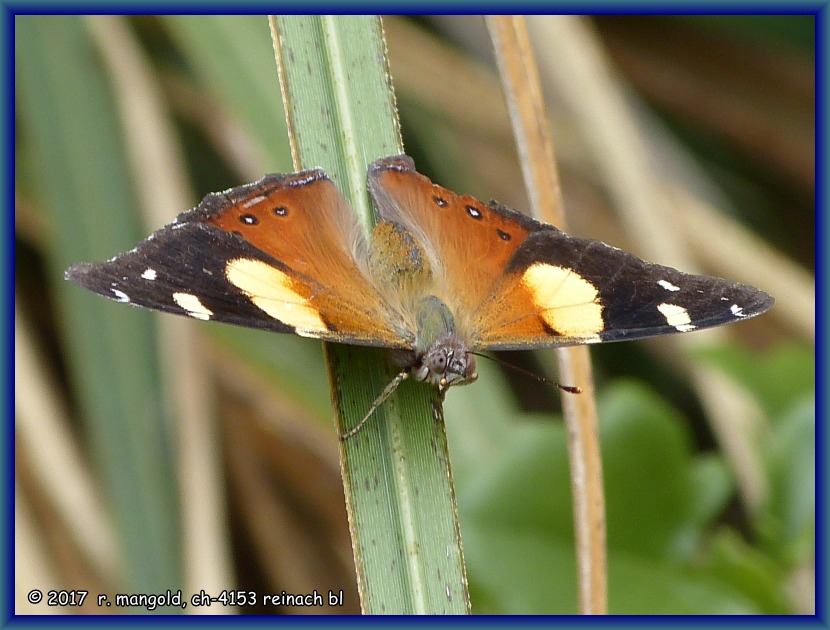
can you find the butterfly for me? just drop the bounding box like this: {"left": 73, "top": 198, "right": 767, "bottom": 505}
{"left": 66, "top": 155, "right": 774, "bottom": 437}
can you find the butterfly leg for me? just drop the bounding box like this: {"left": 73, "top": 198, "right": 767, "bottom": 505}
{"left": 340, "top": 370, "right": 409, "bottom": 440}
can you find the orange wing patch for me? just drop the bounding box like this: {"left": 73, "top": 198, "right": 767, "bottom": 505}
{"left": 368, "top": 156, "right": 551, "bottom": 320}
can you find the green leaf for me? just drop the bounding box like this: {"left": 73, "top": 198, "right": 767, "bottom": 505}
{"left": 457, "top": 379, "right": 784, "bottom": 614}
{"left": 696, "top": 343, "right": 815, "bottom": 565}
{"left": 272, "top": 15, "right": 469, "bottom": 614}
{"left": 598, "top": 382, "right": 699, "bottom": 560}
{"left": 461, "top": 381, "right": 699, "bottom": 560}
{"left": 464, "top": 523, "right": 759, "bottom": 614}
{"left": 761, "top": 394, "right": 815, "bottom": 562}
{"left": 687, "top": 453, "right": 734, "bottom": 528}
{"left": 707, "top": 529, "right": 793, "bottom": 614}
{"left": 694, "top": 343, "right": 814, "bottom": 418}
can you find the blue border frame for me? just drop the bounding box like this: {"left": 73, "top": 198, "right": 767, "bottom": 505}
{"left": 814, "top": 3, "right": 826, "bottom": 626}
{"left": 3, "top": 2, "right": 828, "bottom": 14}
{"left": 4, "top": 2, "right": 12, "bottom": 627}
{"left": 8, "top": 5, "right": 822, "bottom": 625}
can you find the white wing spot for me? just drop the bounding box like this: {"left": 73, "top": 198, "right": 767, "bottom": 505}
{"left": 173, "top": 292, "right": 213, "bottom": 321}
{"left": 730, "top": 304, "right": 747, "bottom": 318}
{"left": 657, "top": 279, "right": 680, "bottom": 292}
{"left": 241, "top": 194, "right": 267, "bottom": 208}
{"left": 111, "top": 289, "right": 130, "bottom": 303}
{"left": 141, "top": 268, "right": 157, "bottom": 281}
{"left": 657, "top": 303, "right": 696, "bottom": 332}
{"left": 289, "top": 173, "right": 318, "bottom": 186}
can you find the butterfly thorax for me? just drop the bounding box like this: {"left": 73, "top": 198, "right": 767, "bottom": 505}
{"left": 367, "top": 220, "right": 476, "bottom": 391}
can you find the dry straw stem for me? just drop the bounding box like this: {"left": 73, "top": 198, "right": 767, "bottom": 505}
{"left": 15, "top": 302, "right": 119, "bottom": 595}
{"left": 525, "top": 16, "right": 791, "bottom": 514}
{"left": 85, "top": 15, "right": 234, "bottom": 602}
{"left": 486, "top": 16, "right": 607, "bottom": 616}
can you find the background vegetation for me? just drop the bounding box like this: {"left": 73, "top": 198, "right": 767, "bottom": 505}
{"left": 15, "top": 15, "right": 814, "bottom": 614}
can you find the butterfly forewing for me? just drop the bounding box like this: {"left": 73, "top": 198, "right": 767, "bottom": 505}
{"left": 471, "top": 228, "right": 774, "bottom": 350}
{"left": 67, "top": 219, "right": 305, "bottom": 333}
{"left": 66, "top": 171, "right": 412, "bottom": 348}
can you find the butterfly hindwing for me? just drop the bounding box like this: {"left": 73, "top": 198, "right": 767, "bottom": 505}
{"left": 368, "top": 155, "right": 552, "bottom": 327}
{"left": 66, "top": 170, "right": 412, "bottom": 348}
{"left": 472, "top": 228, "right": 774, "bottom": 350}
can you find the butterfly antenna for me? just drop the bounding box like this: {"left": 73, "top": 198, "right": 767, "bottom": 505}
{"left": 339, "top": 371, "right": 410, "bottom": 440}
{"left": 471, "top": 352, "right": 582, "bottom": 394}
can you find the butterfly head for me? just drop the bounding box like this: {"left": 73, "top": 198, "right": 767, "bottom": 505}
{"left": 412, "top": 332, "right": 478, "bottom": 393}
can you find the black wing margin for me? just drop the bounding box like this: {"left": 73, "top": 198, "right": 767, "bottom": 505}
{"left": 65, "top": 220, "right": 301, "bottom": 334}
{"left": 524, "top": 230, "right": 773, "bottom": 342}
{"left": 473, "top": 228, "right": 774, "bottom": 350}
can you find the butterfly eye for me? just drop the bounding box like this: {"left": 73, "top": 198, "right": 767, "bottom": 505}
{"left": 431, "top": 351, "right": 447, "bottom": 369}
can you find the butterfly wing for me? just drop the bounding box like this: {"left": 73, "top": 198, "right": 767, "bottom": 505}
{"left": 367, "top": 155, "right": 772, "bottom": 352}
{"left": 368, "top": 155, "right": 553, "bottom": 334}
{"left": 68, "top": 157, "right": 773, "bottom": 354}
{"left": 471, "top": 228, "right": 774, "bottom": 350}
{"left": 66, "top": 169, "right": 413, "bottom": 348}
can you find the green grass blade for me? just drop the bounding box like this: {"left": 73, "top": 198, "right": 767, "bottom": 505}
{"left": 161, "top": 15, "right": 291, "bottom": 170}
{"left": 272, "top": 15, "right": 470, "bottom": 614}
{"left": 16, "top": 16, "right": 182, "bottom": 597}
